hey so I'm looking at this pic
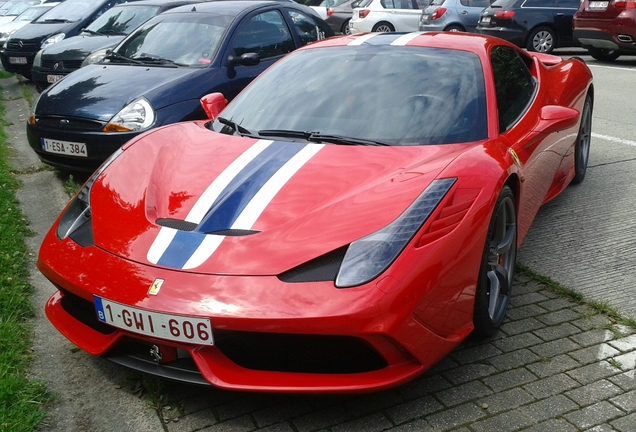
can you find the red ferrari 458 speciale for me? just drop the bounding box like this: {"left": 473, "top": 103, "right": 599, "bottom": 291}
{"left": 39, "top": 32, "right": 593, "bottom": 393}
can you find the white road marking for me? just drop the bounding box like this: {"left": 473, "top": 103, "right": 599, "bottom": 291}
{"left": 587, "top": 64, "right": 636, "bottom": 72}
{"left": 593, "top": 132, "right": 636, "bottom": 147}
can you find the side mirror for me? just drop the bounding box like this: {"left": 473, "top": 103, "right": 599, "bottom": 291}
{"left": 227, "top": 52, "right": 261, "bottom": 68}
{"left": 200, "top": 92, "right": 227, "bottom": 120}
{"left": 533, "top": 106, "right": 579, "bottom": 134}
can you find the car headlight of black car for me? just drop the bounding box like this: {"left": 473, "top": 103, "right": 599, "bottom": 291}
{"left": 56, "top": 148, "right": 123, "bottom": 246}
{"left": 81, "top": 48, "right": 109, "bottom": 67}
{"left": 41, "top": 33, "right": 65, "bottom": 49}
{"left": 103, "top": 97, "right": 155, "bottom": 132}
{"left": 335, "top": 178, "right": 456, "bottom": 288}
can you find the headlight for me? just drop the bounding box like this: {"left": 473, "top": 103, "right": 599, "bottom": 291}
{"left": 103, "top": 97, "right": 155, "bottom": 132}
{"left": 0, "top": 29, "right": 16, "bottom": 44}
{"left": 41, "top": 33, "right": 65, "bottom": 49}
{"left": 33, "top": 49, "right": 43, "bottom": 67}
{"left": 57, "top": 148, "right": 124, "bottom": 246}
{"left": 335, "top": 178, "right": 456, "bottom": 288}
{"left": 81, "top": 48, "right": 109, "bottom": 67}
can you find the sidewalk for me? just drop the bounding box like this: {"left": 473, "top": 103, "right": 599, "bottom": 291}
{"left": 4, "top": 75, "right": 636, "bottom": 431}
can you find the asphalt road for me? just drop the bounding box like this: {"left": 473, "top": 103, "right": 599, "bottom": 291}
{"left": 4, "top": 47, "right": 636, "bottom": 431}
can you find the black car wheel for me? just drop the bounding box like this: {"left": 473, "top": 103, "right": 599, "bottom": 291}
{"left": 527, "top": 26, "right": 555, "bottom": 53}
{"left": 588, "top": 47, "right": 620, "bottom": 62}
{"left": 473, "top": 185, "right": 517, "bottom": 338}
{"left": 342, "top": 19, "right": 351, "bottom": 34}
{"left": 572, "top": 93, "right": 593, "bottom": 185}
{"left": 372, "top": 22, "right": 395, "bottom": 32}
{"left": 444, "top": 24, "right": 464, "bottom": 32}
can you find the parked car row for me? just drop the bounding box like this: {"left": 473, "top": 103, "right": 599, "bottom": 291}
{"left": 18, "top": 0, "right": 333, "bottom": 172}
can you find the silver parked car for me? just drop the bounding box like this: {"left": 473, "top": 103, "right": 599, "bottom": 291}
{"left": 419, "top": 0, "right": 490, "bottom": 32}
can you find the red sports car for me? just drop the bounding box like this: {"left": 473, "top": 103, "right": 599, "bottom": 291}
{"left": 39, "top": 32, "right": 593, "bottom": 393}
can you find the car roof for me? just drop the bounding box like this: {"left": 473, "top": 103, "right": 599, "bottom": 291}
{"left": 165, "top": 0, "right": 297, "bottom": 15}
{"left": 110, "top": 0, "right": 201, "bottom": 7}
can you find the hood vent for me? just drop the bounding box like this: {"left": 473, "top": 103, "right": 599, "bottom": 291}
{"left": 156, "top": 218, "right": 259, "bottom": 236}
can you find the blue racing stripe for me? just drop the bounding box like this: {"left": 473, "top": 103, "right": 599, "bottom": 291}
{"left": 196, "top": 141, "right": 306, "bottom": 233}
{"left": 155, "top": 141, "right": 306, "bottom": 269}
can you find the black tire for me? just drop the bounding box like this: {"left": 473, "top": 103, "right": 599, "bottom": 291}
{"left": 372, "top": 22, "right": 395, "bottom": 32}
{"left": 526, "top": 26, "right": 556, "bottom": 53}
{"left": 342, "top": 19, "right": 351, "bottom": 35}
{"left": 571, "top": 93, "right": 593, "bottom": 185}
{"left": 473, "top": 185, "right": 517, "bottom": 338}
{"left": 444, "top": 24, "right": 464, "bottom": 32}
{"left": 588, "top": 47, "right": 620, "bottom": 62}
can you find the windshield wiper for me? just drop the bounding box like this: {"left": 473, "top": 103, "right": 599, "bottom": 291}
{"left": 42, "top": 18, "right": 72, "bottom": 23}
{"left": 105, "top": 51, "right": 144, "bottom": 65}
{"left": 217, "top": 116, "right": 253, "bottom": 136}
{"left": 82, "top": 29, "right": 102, "bottom": 36}
{"left": 132, "top": 54, "right": 184, "bottom": 67}
{"left": 258, "top": 129, "right": 390, "bottom": 146}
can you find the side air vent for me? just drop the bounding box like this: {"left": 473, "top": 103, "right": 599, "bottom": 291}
{"left": 278, "top": 246, "right": 348, "bottom": 283}
{"left": 417, "top": 188, "right": 480, "bottom": 247}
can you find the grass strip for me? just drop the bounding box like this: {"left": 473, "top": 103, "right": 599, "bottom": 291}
{"left": 0, "top": 78, "right": 52, "bottom": 432}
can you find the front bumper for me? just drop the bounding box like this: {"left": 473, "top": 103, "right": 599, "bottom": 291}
{"left": 0, "top": 48, "right": 37, "bottom": 76}
{"left": 27, "top": 119, "right": 141, "bottom": 172}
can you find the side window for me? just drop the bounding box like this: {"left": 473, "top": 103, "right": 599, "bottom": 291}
{"left": 232, "top": 11, "right": 295, "bottom": 61}
{"left": 381, "top": 0, "right": 414, "bottom": 8}
{"left": 523, "top": 0, "right": 556, "bottom": 6}
{"left": 286, "top": 10, "right": 326, "bottom": 45}
{"left": 491, "top": 46, "right": 536, "bottom": 132}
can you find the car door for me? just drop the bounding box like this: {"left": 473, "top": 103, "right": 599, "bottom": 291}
{"left": 553, "top": 0, "right": 578, "bottom": 45}
{"left": 382, "top": 0, "right": 421, "bottom": 31}
{"left": 456, "top": 0, "right": 491, "bottom": 31}
{"left": 224, "top": 8, "right": 297, "bottom": 100}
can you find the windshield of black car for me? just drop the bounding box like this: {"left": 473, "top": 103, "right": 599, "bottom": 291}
{"left": 35, "top": 0, "right": 105, "bottom": 23}
{"left": 112, "top": 13, "right": 232, "bottom": 67}
{"left": 85, "top": 5, "right": 160, "bottom": 35}
{"left": 219, "top": 46, "right": 487, "bottom": 146}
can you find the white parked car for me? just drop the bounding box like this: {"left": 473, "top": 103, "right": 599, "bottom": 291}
{"left": 349, "top": 0, "right": 428, "bottom": 33}
{"left": 0, "top": 2, "right": 58, "bottom": 47}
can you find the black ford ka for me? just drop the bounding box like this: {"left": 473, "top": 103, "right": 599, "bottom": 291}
{"left": 27, "top": 0, "right": 333, "bottom": 172}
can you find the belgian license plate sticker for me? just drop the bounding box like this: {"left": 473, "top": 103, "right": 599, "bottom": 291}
{"left": 41, "top": 138, "right": 87, "bottom": 157}
{"left": 94, "top": 296, "right": 214, "bottom": 345}
{"left": 9, "top": 57, "right": 27, "bottom": 65}
{"left": 588, "top": 1, "right": 608, "bottom": 8}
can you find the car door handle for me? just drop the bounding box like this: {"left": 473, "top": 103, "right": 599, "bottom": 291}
{"left": 556, "top": 12, "right": 565, "bottom": 15}
{"left": 461, "top": 10, "right": 468, "bottom": 14}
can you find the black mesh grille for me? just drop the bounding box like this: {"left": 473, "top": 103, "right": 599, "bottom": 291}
{"left": 215, "top": 330, "right": 387, "bottom": 374}
{"left": 278, "top": 246, "right": 347, "bottom": 283}
{"left": 6, "top": 40, "right": 39, "bottom": 51}
{"left": 40, "top": 60, "right": 83, "bottom": 70}
{"left": 35, "top": 116, "right": 106, "bottom": 131}
{"left": 59, "top": 289, "right": 116, "bottom": 335}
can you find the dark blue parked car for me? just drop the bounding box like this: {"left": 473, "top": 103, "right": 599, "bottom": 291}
{"left": 1, "top": 0, "right": 142, "bottom": 78}
{"left": 26, "top": 0, "right": 334, "bottom": 171}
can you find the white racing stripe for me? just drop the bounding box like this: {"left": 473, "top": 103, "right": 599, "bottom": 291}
{"left": 348, "top": 33, "right": 378, "bottom": 46}
{"left": 390, "top": 32, "right": 425, "bottom": 46}
{"left": 147, "top": 227, "right": 178, "bottom": 265}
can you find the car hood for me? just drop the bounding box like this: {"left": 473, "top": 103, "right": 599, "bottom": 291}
{"left": 87, "top": 122, "right": 470, "bottom": 275}
{"left": 10, "top": 21, "right": 76, "bottom": 42}
{"left": 0, "top": 20, "right": 27, "bottom": 34}
{"left": 40, "top": 34, "right": 124, "bottom": 60}
{"left": 36, "top": 64, "right": 209, "bottom": 121}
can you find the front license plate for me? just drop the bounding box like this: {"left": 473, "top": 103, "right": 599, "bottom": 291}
{"left": 481, "top": 16, "right": 491, "bottom": 23}
{"left": 47, "top": 74, "right": 64, "bottom": 84}
{"left": 94, "top": 296, "right": 214, "bottom": 345}
{"left": 41, "top": 138, "right": 87, "bottom": 157}
{"left": 588, "top": 1, "right": 608, "bottom": 8}
{"left": 9, "top": 57, "right": 27, "bottom": 65}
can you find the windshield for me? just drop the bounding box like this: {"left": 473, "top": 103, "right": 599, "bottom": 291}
{"left": 5, "top": 1, "right": 36, "bottom": 16}
{"left": 218, "top": 46, "right": 487, "bottom": 146}
{"left": 17, "top": 5, "right": 54, "bottom": 21}
{"left": 113, "top": 13, "right": 232, "bottom": 67}
{"left": 86, "top": 5, "right": 160, "bottom": 35}
{"left": 36, "top": 0, "right": 105, "bottom": 23}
